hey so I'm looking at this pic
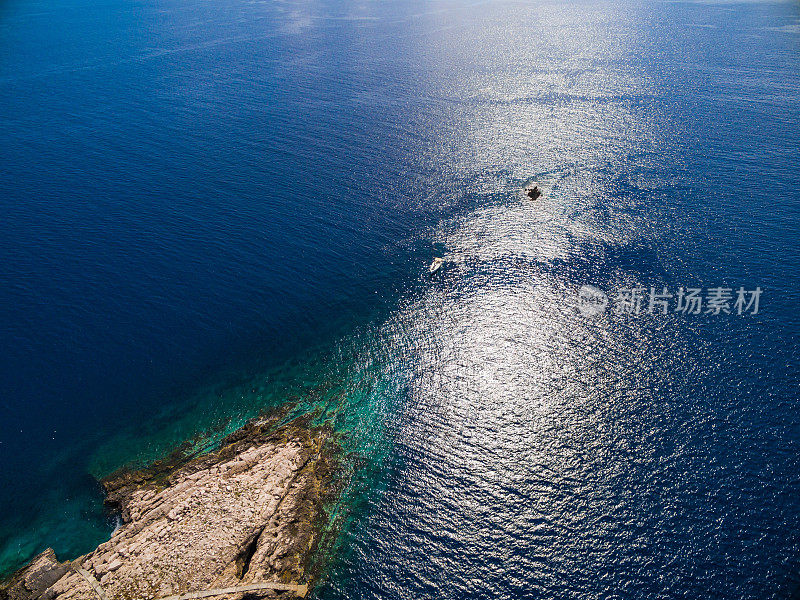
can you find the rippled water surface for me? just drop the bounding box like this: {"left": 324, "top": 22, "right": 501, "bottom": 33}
{"left": 1, "top": 0, "right": 799, "bottom": 598}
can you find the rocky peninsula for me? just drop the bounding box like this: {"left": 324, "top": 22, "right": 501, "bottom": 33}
{"left": 1, "top": 411, "right": 338, "bottom": 600}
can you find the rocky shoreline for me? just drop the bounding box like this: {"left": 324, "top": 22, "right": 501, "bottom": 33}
{"left": 1, "top": 411, "right": 339, "bottom": 600}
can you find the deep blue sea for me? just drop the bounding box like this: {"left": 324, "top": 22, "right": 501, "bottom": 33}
{"left": 1, "top": 0, "right": 800, "bottom": 597}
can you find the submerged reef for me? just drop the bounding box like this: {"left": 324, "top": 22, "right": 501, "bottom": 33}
{"left": 1, "top": 412, "right": 339, "bottom": 600}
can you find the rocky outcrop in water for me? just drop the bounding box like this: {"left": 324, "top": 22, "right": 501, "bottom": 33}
{"left": 1, "top": 413, "right": 338, "bottom": 600}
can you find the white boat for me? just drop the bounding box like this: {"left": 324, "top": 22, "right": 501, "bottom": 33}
{"left": 429, "top": 257, "right": 444, "bottom": 273}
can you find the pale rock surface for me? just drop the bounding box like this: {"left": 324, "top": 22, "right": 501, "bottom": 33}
{"left": 1, "top": 414, "right": 337, "bottom": 600}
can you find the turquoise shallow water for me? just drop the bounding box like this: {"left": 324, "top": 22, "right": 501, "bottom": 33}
{"left": 2, "top": 0, "right": 800, "bottom": 597}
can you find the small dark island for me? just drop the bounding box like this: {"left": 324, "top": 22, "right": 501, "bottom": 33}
{"left": 526, "top": 186, "right": 542, "bottom": 200}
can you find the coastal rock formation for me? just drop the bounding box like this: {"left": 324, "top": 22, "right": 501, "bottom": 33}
{"left": 1, "top": 413, "right": 337, "bottom": 600}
